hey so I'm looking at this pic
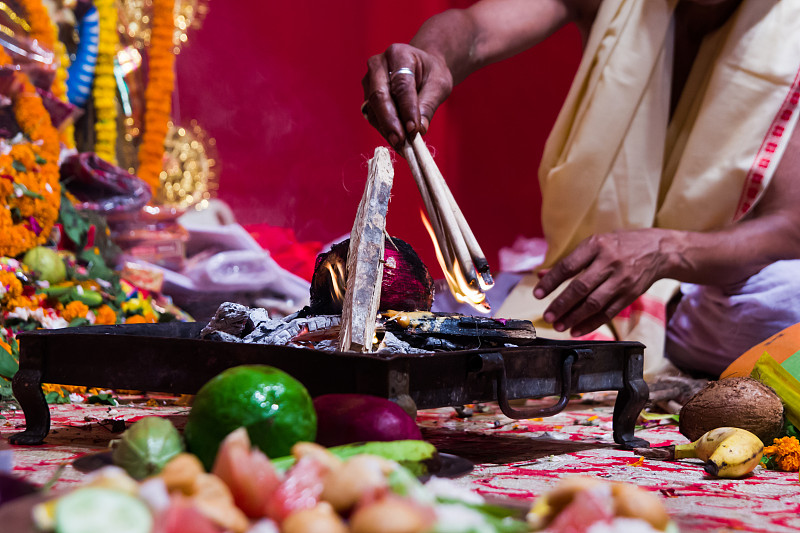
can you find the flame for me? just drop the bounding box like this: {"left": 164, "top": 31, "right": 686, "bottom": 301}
{"left": 325, "top": 261, "right": 346, "bottom": 305}
{"left": 421, "top": 211, "right": 490, "bottom": 314}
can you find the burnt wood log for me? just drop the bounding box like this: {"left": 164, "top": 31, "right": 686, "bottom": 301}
{"left": 339, "top": 147, "right": 395, "bottom": 352}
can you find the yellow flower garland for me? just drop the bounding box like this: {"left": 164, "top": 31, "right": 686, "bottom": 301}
{"left": 137, "top": 0, "right": 177, "bottom": 194}
{"left": 93, "top": 0, "right": 119, "bottom": 164}
{"left": 0, "top": 46, "right": 61, "bottom": 257}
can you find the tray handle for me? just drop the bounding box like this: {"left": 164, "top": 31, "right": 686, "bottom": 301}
{"left": 476, "top": 350, "right": 586, "bottom": 419}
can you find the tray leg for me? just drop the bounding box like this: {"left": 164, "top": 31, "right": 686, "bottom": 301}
{"left": 613, "top": 349, "right": 649, "bottom": 449}
{"left": 8, "top": 368, "right": 50, "bottom": 445}
{"left": 388, "top": 368, "right": 417, "bottom": 419}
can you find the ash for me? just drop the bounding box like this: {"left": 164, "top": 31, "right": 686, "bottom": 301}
{"left": 201, "top": 302, "right": 430, "bottom": 355}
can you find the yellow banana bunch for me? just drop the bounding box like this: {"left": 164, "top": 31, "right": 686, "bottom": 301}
{"left": 674, "top": 427, "right": 764, "bottom": 478}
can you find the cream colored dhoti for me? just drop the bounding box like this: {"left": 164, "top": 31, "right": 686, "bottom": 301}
{"left": 498, "top": 0, "right": 800, "bottom": 376}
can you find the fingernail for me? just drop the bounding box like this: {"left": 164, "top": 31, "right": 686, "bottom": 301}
{"left": 554, "top": 322, "right": 565, "bottom": 332}
{"left": 406, "top": 121, "right": 416, "bottom": 133}
{"left": 534, "top": 288, "right": 545, "bottom": 299}
{"left": 571, "top": 329, "right": 583, "bottom": 338}
{"left": 544, "top": 312, "right": 555, "bottom": 323}
{"left": 388, "top": 133, "right": 400, "bottom": 147}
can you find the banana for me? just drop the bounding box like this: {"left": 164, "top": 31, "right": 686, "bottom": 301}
{"left": 675, "top": 427, "right": 764, "bottom": 478}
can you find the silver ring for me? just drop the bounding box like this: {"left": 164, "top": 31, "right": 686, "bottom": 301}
{"left": 390, "top": 67, "right": 414, "bottom": 78}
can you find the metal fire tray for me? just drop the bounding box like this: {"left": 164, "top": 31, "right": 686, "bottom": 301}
{"left": 8, "top": 322, "right": 650, "bottom": 449}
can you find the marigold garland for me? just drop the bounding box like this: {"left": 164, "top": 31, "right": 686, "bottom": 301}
{"left": 0, "top": 271, "right": 23, "bottom": 301}
{"left": 16, "top": 0, "right": 52, "bottom": 48}
{"left": 0, "top": 45, "right": 61, "bottom": 258}
{"left": 93, "top": 0, "right": 119, "bottom": 164}
{"left": 16, "top": 0, "right": 74, "bottom": 148}
{"left": 137, "top": 0, "right": 177, "bottom": 194}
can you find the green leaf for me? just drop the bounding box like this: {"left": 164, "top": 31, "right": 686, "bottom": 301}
{"left": 34, "top": 155, "right": 47, "bottom": 165}
{"left": 12, "top": 160, "right": 26, "bottom": 172}
{"left": 58, "top": 193, "right": 91, "bottom": 247}
{"left": 0, "top": 379, "right": 13, "bottom": 401}
{"left": 12, "top": 182, "right": 44, "bottom": 200}
{"left": 751, "top": 352, "right": 800, "bottom": 428}
{"left": 87, "top": 393, "right": 117, "bottom": 406}
{"left": 0, "top": 345, "right": 19, "bottom": 380}
{"left": 68, "top": 317, "right": 90, "bottom": 328}
{"left": 45, "top": 390, "right": 70, "bottom": 404}
{"left": 77, "top": 248, "right": 115, "bottom": 280}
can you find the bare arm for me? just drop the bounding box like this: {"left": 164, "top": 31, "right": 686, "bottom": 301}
{"left": 361, "top": 0, "right": 600, "bottom": 149}
{"left": 534, "top": 125, "right": 800, "bottom": 337}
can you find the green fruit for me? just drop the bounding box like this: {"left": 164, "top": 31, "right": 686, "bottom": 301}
{"left": 73, "top": 289, "right": 104, "bottom": 307}
{"left": 55, "top": 488, "right": 153, "bottom": 533}
{"left": 271, "top": 440, "right": 437, "bottom": 474}
{"left": 111, "top": 416, "right": 184, "bottom": 480}
{"left": 184, "top": 365, "right": 317, "bottom": 470}
{"left": 22, "top": 246, "right": 66, "bottom": 284}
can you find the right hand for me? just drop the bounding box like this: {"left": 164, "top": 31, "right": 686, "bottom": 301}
{"left": 361, "top": 43, "right": 453, "bottom": 150}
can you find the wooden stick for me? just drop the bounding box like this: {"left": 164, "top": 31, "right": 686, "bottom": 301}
{"left": 338, "top": 147, "right": 394, "bottom": 352}
{"left": 402, "top": 141, "right": 454, "bottom": 273}
{"left": 438, "top": 172, "right": 494, "bottom": 287}
{"left": 410, "top": 134, "right": 479, "bottom": 288}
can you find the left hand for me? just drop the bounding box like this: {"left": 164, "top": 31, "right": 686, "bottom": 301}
{"left": 533, "top": 229, "right": 671, "bottom": 337}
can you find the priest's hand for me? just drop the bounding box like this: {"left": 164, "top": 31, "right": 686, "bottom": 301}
{"left": 361, "top": 44, "right": 452, "bottom": 151}
{"left": 532, "top": 229, "right": 672, "bottom": 337}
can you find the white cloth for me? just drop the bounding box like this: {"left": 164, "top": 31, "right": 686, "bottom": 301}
{"left": 666, "top": 260, "right": 800, "bottom": 377}
{"left": 497, "top": 0, "right": 800, "bottom": 375}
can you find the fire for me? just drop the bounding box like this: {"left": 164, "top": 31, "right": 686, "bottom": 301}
{"left": 325, "top": 261, "right": 346, "bottom": 305}
{"left": 421, "top": 211, "right": 490, "bottom": 314}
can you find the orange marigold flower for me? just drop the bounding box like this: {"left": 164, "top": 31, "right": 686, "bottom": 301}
{"left": 125, "top": 314, "right": 147, "bottom": 324}
{"left": 6, "top": 295, "right": 34, "bottom": 311}
{"left": 764, "top": 436, "right": 800, "bottom": 472}
{"left": 94, "top": 305, "right": 117, "bottom": 325}
{"left": 62, "top": 301, "right": 90, "bottom": 322}
{"left": 0, "top": 271, "right": 23, "bottom": 300}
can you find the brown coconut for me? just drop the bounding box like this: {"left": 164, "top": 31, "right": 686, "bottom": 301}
{"left": 679, "top": 377, "right": 784, "bottom": 444}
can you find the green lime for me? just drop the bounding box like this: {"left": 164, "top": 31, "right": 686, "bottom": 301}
{"left": 22, "top": 246, "right": 66, "bottom": 284}
{"left": 112, "top": 416, "right": 185, "bottom": 480}
{"left": 184, "top": 365, "right": 317, "bottom": 470}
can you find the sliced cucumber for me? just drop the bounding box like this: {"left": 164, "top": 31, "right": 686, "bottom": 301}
{"left": 55, "top": 488, "right": 153, "bottom": 533}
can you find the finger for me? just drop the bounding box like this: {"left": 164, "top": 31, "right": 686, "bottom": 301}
{"left": 363, "top": 54, "right": 405, "bottom": 149}
{"left": 417, "top": 75, "right": 449, "bottom": 136}
{"left": 549, "top": 275, "right": 618, "bottom": 333}
{"left": 534, "top": 243, "right": 599, "bottom": 300}
{"left": 543, "top": 266, "right": 611, "bottom": 329}
{"left": 570, "top": 294, "right": 631, "bottom": 338}
{"left": 536, "top": 269, "right": 551, "bottom": 279}
{"left": 385, "top": 46, "right": 422, "bottom": 138}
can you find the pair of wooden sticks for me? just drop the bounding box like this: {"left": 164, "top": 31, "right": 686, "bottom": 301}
{"left": 402, "top": 133, "right": 494, "bottom": 305}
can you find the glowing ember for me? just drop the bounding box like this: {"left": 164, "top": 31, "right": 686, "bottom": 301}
{"left": 421, "top": 211, "right": 490, "bottom": 314}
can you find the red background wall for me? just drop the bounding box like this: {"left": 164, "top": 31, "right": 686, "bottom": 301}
{"left": 175, "top": 0, "right": 582, "bottom": 271}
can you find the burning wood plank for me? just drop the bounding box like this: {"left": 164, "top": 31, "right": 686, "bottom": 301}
{"left": 384, "top": 311, "right": 537, "bottom": 342}
{"left": 338, "top": 147, "right": 395, "bottom": 352}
